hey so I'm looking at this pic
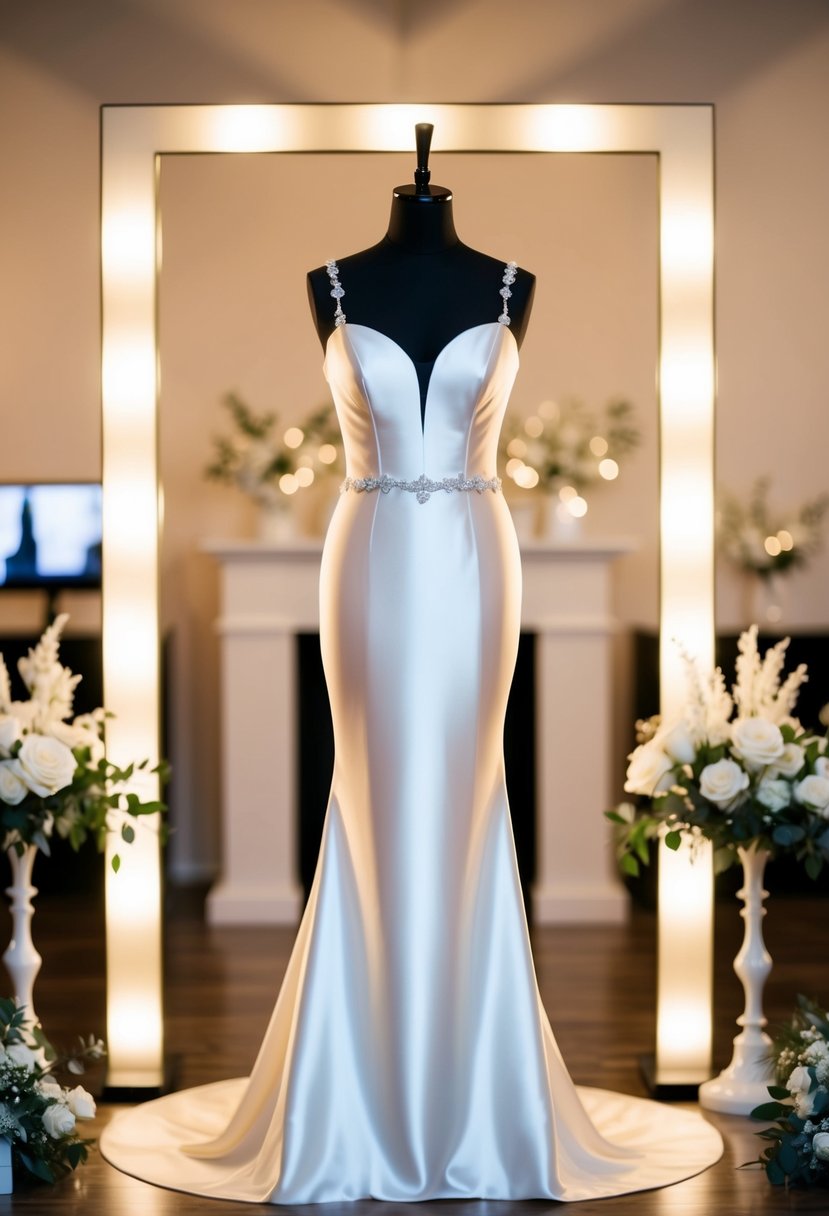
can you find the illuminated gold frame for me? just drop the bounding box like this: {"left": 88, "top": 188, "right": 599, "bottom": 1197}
{"left": 101, "top": 103, "right": 715, "bottom": 1088}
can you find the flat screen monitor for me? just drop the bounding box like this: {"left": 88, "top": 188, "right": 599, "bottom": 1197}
{"left": 0, "top": 483, "right": 102, "bottom": 590}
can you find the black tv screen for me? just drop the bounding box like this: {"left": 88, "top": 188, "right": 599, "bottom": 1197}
{"left": 0, "top": 484, "right": 102, "bottom": 589}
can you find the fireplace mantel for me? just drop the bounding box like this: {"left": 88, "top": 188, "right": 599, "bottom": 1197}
{"left": 203, "top": 536, "right": 633, "bottom": 925}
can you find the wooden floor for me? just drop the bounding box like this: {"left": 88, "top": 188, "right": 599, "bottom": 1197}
{"left": 7, "top": 882, "right": 829, "bottom": 1215}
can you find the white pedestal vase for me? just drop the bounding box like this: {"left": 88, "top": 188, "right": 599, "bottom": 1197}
{"left": 699, "top": 845, "right": 774, "bottom": 1115}
{"left": 744, "top": 573, "right": 786, "bottom": 629}
{"left": 2, "top": 845, "right": 42, "bottom": 1027}
{"left": 541, "top": 494, "right": 584, "bottom": 542}
{"left": 257, "top": 503, "right": 295, "bottom": 543}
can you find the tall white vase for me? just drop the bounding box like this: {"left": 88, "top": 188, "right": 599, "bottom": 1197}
{"left": 699, "top": 845, "right": 774, "bottom": 1115}
{"left": 2, "top": 845, "right": 42, "bottom": 1027}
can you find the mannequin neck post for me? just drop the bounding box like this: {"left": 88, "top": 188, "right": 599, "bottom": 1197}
{"left": 385, "top": 188, "right": 459, "bottom": 254}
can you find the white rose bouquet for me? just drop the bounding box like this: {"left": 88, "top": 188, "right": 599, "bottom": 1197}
{"left": 0, "top": 614, "right": 166, "bottom": 870}
{"left": 749, "top": 995, "right": 829, "bottom": 1188}
{"left": 0, "top": 996, "right": 104, "bottom": 1184}
{"left": 607, "top": 625, "right": 829, "bottom": 877}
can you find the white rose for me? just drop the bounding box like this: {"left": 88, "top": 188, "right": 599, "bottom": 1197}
{"left": 37, "top": 1075, "right": 63, "bottom": 1100}
{"left": 65, "top": 1084, "right": 96, "bottom": 1119}
{"left": 0, "top": 714, "right": 21, "bottom": 757}
{"left": 730, "top": 717, "right": 785, "bottom": 772}
{"left": 756, "top": 777, "right": 792, "bottom": 815}
{"left": 785, "top": 1064, "right": 828, "bottom": 1119}
{"left": 795, "top": 774, "right": 829, "bottom": 815}
{"left": 770, "top": 742, "right": 806, "bottom": 778}
{"left": 798, "top": 1086, "right": 827, "bottom": 1119}
{"left": 787, "top": 1064, "right": 813, "bottom": 1119}
{"left": 0, "top": 760, "right": 28, "bottom": 806}
{"left": 5, "top": 1041, "right": 39, "bottom": 1071}
{"left": 624, "top": 741, "right": 674, "bottom": 797}
{"left": 656, "top": 721, "right": 697, "bottom": 765}
{"left": 12, "top": 734, "right": 76, "bottom": 798}
{"left": 41, "top": 1101, "right": 76, "bottom": 1139}
{"left": 787, "top": 1064, "right": 810, "bottom": 1096}
{"left": 814, "top": 756, "right": 829, "bottom": 780}
{"left": 699, "top": 758, "right": 749, "bottom": 807}
{"left": 814, "top": 1132, "right": 829, "bottom": 1162}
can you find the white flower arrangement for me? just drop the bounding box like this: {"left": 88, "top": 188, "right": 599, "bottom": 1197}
{"left": 498, "top": 395, "right": 640, "bottom": 520}
{"left": 205, "top": 392, "right": 343, "bottom": 508}
{"left": 750, "top": 995, "right": 829, "bottom": 1188}
{"left": 718, "top": 476, "right": 829, "bottom": 581}
{"left": 0, "top": 997, "right": 104, "bottom": 1184}
{"left": 0, "top": 614, "right": 165, "bottom": 868}
{"left": 608, "top": 625, "right": 829, "bottom": 876}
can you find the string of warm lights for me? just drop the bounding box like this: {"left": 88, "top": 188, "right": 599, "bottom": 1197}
{"left": 276, "top": 429, "right": 339, "bottom": 496}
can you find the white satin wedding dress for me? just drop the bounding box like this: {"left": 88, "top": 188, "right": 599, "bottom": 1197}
{"left": 101, "top": 260, "right": 722, "bottom": 1203}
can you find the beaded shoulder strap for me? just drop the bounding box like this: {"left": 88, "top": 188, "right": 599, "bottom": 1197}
{"left": 327, "top": 257, "right": 516, "bottom": 328}
{"left": 325, "top": 259, "right": 346, "bottom": 327}
{"left": 498, "top": 261, "right": 518, "bottom": 326}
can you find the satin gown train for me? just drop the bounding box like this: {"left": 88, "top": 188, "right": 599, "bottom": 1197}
{"left": 101, "top": 261, "right": 722, "bottom": 1203}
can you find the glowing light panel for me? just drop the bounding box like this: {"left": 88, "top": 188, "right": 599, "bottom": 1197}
{"left": 101, "top": 102, "right": 715, "bottom": 1088}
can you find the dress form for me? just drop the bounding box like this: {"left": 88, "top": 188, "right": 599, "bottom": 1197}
{"left": 307, "top": 128, "right": 535, "bottom": 418}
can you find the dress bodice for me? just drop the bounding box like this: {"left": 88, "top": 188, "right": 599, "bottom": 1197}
{"left": 322, "top": 263, "right": 520, "bottom": 483}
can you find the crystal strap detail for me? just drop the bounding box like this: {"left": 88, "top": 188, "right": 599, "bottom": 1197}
{"left": 498, "top": 261, "right": 518, "bottom": 327}
{"left": 325, "top": 259, "right": 346, "bottom": 327}
{"left": 326, "top": 258, "right": 517, "bottom": 328}
{"left": 340, "top": 472, "right": 502, "bottom": 505}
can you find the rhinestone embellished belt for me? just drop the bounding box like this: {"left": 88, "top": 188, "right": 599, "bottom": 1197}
{"left": 340, "top": 472, "right": 502, "bottom": 505}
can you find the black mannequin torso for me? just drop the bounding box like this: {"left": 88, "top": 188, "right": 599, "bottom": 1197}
{"left": 307, "top": 188, "right": 535, "bottom": 419}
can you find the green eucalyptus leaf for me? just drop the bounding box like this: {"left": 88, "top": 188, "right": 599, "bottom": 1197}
{"left": 777, "top": 1140, "right": 799, "bottom": 1173}
{"left": 766, "top": 1085, "right": 791, "bottom": 1100}
{"left": 805, "top": 853, "right": 823, "bottom": 880}
{"left": 751, "top": 1100, "right": 788, "bottom": 1121}
{"left": 634, "top": 837, "right": 650, "bottom": 865}
{"left": 765, "top": 1157, "right": 786, "bottom": 1186}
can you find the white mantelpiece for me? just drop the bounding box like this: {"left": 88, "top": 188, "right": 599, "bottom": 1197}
{"left": 203, "top": 536, "right": 632, "bottom": 926}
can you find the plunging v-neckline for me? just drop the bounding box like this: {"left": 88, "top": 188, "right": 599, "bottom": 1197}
{"left": 321, "top": 258, "right": 520, "bottom": 433}
{"left": 324, "top": 321, "right": 518, "bottom": 432}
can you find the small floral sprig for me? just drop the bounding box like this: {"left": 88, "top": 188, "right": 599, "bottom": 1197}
{"left": 0, "top": 615, "right": 167, "bottom": 871}
{"left": 607, "top": 626, "right": 829, "bottom": 877}
{"left": 0, "top": 997, "right": 104, "bottom": 1185}
{"left": 718, "top": 477, "right": 829, "bottom": 581}
{"left": 499, "top": 396, "right": 639, "bottom": 501}
{"left": 748, "top": 995, "right": 829, "bottom": 1187}
{"left": 205, "top": 392, "right": 343, "bottom": 508}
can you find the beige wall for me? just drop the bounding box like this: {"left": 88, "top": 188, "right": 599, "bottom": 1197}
{"left": 2, "top": 1, "right": 828, "bottom": 877}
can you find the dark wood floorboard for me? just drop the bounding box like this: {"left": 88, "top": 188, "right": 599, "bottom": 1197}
{"left": 3, "top": 884, "right": 828, "bottom": 1214}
